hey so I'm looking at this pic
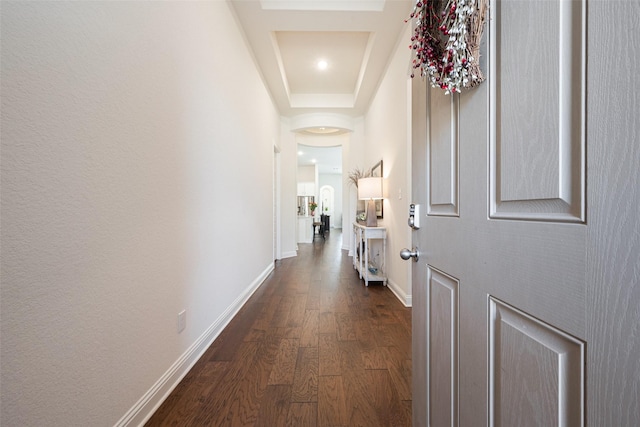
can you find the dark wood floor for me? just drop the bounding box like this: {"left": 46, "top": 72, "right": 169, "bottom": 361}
{"left": 146, "top": 230, "right": 412, "bottom": 426}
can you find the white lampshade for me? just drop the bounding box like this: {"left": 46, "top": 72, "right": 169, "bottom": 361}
{"left": 357, "top": 177, "right": 383, "bottom": 200}
{"left": 357, "top": 177, "right": 383, "bottom": 227}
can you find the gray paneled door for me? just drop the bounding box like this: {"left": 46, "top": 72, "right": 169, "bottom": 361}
{"left": 409, "top": 1, "right": 639, "bottom": 426}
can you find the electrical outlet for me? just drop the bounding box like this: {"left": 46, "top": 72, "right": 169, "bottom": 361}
{"left": 177, "top": 310, "right": 186, "bottom": 333}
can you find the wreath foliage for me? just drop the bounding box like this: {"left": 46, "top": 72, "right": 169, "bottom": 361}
{"left": 406, "top": 0, "right": 488, "bottom": 94}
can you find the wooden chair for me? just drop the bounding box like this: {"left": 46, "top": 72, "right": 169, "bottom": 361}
{"left": 313, "top": 215, "right": 325, "bottom": 240}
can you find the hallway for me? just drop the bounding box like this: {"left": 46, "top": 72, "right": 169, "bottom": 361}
{"left": 145, "top": 230, "right": 412, "bottom": 426}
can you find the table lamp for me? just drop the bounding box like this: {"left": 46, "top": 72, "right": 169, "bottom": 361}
{"left": 358, "top": 177, "right": 383, "bottom": 227}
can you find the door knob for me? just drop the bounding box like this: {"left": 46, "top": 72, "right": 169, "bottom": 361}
{"left": 400, "top": 247, "right": 419, "bottom": 262}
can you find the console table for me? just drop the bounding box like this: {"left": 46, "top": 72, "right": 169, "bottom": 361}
{"left": 352, "top": 222, "right": 387, "bottom": 286}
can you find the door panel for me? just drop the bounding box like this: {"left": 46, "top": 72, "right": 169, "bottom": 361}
{"left": 427, "top": 89, "right": 459, "bottom": 217}
{"left": 490, "top": 0, "right": 585, "bottom": 222}
{"left": 428, "top": 267, "right": 459, "bottom": 427}
{"left": 489, "top": 297, "right": 585, "bottom": 427}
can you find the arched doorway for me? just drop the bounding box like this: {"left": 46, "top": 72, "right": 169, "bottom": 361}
{"left": 319, "top": 185, "right": 335, "bottom": 224}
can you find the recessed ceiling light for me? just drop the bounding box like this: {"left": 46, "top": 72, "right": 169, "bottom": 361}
{"left": 317, "top": 60, "right": 328, "bottom": 70}
{"left": 298, "top": 151, "right": 303, "bottom": 155}
{"left": 311, "top": 159, "right": 317, "bottom": 163}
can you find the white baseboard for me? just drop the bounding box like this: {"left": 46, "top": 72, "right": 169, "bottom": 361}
{"left": 280, "top": 250, "right": 297, "bottom": 259}
{"left": 387, "top": 278, "right": 412, "bottom": 307}
{"left": 114, "top": 263, "right": 275, "bottom": 427}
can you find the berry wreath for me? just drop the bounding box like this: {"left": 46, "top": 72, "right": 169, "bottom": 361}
{"left": 406, "top": 0, "right": 488, "bottom": 95}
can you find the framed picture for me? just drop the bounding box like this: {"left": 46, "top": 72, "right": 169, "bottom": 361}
{"left": 371, "top": 160, "right": 383, "bottom": 218}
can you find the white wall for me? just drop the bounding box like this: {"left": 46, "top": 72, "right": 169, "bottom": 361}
{"left": 297, "top": 165, "right": 316, "bottom": 183}
{"left": 279, "top": 119, "right": 298, "bottom": 258}
{"left": 362, "top": 25, "right": 413, "bottom": 305}
{"left": 343, "top": 118, "right": 366, "bottom": 252}
{"left": 1, "top": 2, "right": 280, "bottom": 425}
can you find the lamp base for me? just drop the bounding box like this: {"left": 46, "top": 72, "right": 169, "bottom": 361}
{"left": 366, "top": 199, "right": 378, "bottom": 227}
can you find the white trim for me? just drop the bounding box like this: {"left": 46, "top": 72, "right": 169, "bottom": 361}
{"left": 280, "top": 250, "right": 297, "bottom": 259}
{"left": 387, "top": 278, "right": 412, "bottom": 308}
{"left": 274, "top": 146, "right": 282, "bottom": 260}
{"left": 114, "top": 263, "right": 275, "bottom": 427}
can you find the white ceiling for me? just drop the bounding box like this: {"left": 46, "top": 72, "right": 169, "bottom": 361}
{"left": 230, "top": 0, "right": 413, "bottom": 118}
{"left": 298, "top": 144, "right": 343, "bottom": 174}
{"left": 230, "top": 0, "right": 413, "bottom": 175}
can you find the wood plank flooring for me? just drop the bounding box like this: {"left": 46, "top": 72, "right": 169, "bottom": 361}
{"left": 145, "top": 230, "right": 412, "bottom": 426}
